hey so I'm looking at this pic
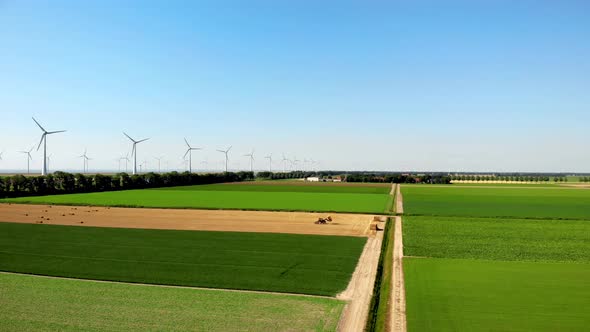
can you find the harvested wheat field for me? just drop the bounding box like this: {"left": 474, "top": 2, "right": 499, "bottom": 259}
{"left": 0, "top": 203, "right": 376, "bottom": 237}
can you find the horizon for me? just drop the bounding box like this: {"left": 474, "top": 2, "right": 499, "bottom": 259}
{"left": 1, "top": 1, "right": 589, "bottom": 173}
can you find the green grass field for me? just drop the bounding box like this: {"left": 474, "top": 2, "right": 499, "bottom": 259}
{"left": 168, "top": 182, "right": 391, "bottom": 194}
{"left": 1, "top": 182, "right": 392, "bottom": 214}
{"left": 402, "top": 185, "right": 590, "bottom": 219}
{"left": 403, "top": 216, "right": 590, "bottom": 263}
{"left": 0, "top": 272, "right": 344, "bottom": 332}
{"left": 0, "top": 222, "right": 365, "bottom": 296}
{"left": 404, "top": 258, "right": 590, "bottom": 332}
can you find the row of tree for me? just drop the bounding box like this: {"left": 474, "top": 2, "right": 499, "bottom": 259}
{"left": 450, "top": 174, "right": 566, "bottom": 182}
{"left": 580, "top": 177, "right": 590, "bottom": 182}
{"left": 0, "top": 171, "right": 254, "bottom": 198}
{"left": 346, "top": 173, "right": 451, "bottom": 184}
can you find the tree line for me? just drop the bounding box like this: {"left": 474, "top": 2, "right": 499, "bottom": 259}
{"left": 0, "top": 171, "right": 254, "bottom": 198}
{"left": 450, "top": 174, "right": 567, "bottom": 182}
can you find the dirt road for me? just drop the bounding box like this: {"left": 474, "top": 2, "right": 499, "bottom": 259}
{"left": 337, "top": 226, "right": 384, "bottom": 331}
{"left": 390, "top": 216, "right": 407, "bottom": 332}
{"left": 0, "top": 204, "right": 374, "bottom": 237}
{"left": 395, "top": 184, "right": 404, "bottom": 214}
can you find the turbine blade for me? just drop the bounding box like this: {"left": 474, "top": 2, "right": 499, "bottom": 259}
{"left": 47, "top": 130, "right": 66, "bottom": 134}
{"left": 32, "top": 117, "right": 46, "bottom": 132}
{"left": 137, "top": 138, "right": 150, "bottom": 143}
{"left": 183, "top": 149, "right": 190, "bottom": 158}
{"left": 36, "top": 134, "right": 45, "bottom": 151}
{"left": 216, "top": 149, "right": 225, "bottom": 153}
{"left": 227, "top": 146, "right": 232, "bottom": 152}
{"left": 123, "top": 132, "right": 136, "bottom": 142}
{"left": 184, "top": 138, "right": 190, "bottom": 148}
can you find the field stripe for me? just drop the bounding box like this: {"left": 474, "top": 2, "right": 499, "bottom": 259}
{"left": 0, "top": 271, "right": 337, "bottom": 299}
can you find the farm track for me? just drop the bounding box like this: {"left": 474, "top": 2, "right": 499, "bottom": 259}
{"left": 0, "top": 204, "right": 375, "bottom": 237}
{"left": 395, "top": 184, "right": 404, "bottom": 214}
{"left": 337, "top": 229, "right": 384, "bottom": 332}
{"left": 391, "top": 216, "right": 407, "bottom": 332}
{"left": 391, "top": 184, "right": 407, "bottom": 332}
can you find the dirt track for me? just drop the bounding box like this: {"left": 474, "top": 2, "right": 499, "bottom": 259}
{"left": 337, "top": 225, "right": 384, "bottom": 332}
{"left": 395, "top": 184, "right": 404, "bottom": 214}
{"left": 390, "top": 216, "right": 407, "bottom": 332}
{"left": 0, "top": 203, "right": 375, "bottom": 237}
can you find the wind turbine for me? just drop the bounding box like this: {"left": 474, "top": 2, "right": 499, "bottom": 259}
{"left": 123, "top": 132, "right": 149, "bottom": 175}
{"left": 293, "top": 157, "right": 300, "bottom": 171}
{"left": 154, "top": 156, "right": 163, "bottom": 173}
{"left": 32, "top": 117, "right": 66, "bottom": 176}
{"left": 264, "top": 153, "right": 273, "bottom": 172}
{"left": 0, "top": 150, "right": 5, "bottom": 162}
{"left": 243, "top": 149, "right": 255, "bottom": 172}
{"left": 216, "top": 146, "right": 232, "bottom": 173}
{"left": 123, "top": 153, "right": 130, "bottom": 173}
{"left": 200, "top": 160, "right": 208, "bottom": 171}
{"left": 19, "top": 146, "right": 34, "bottom": 174}
{"left": 282, "top": 154, "right": 288, "bottom": 173}
{"left": 78, "top": 149, "right": 90, "bottom": 173}
{"left": 47, "top": 154, "right": 53, "bottom": 172}
{"left": 183, "top": 138, "right": 202, "bottom": 173}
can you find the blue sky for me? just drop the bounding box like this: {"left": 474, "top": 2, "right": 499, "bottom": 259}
{"left": 1, "top": 0, "right": 589, "bottom": 172}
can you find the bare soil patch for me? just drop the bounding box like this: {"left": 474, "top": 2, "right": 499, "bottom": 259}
{"left": 0, "top": 203, "right": 374, "bottom": 237}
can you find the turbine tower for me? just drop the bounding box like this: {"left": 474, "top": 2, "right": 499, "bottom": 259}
{"left": 243, "top": 149, "right": 255, "bottom": 172}
{"left": 78, "top": 149, "right": 90, "bottom": 173}
{"left": 282, "top": 154, "right": 288, "bottom": 173}
{"left": 19, "top": 147, "right": 34, "bottom": 174}
{"left": 264, "top": 153, "right": 272, "bottom": 172}
{"left": 123, "top": 132, "right": 149, "bottom": 175}
{"left": 154, "top": 156, "right": 163, "bottom": 173}
{"left": 32, "top": 117, "right": 66, "bottom": 176}
{"left": 216, "top": 146, "right": 232, "bottom": 173}
{"left": 183, "top": 138, "right": 202, "bottom": 173}
{"left": 47, "top": 154, "right": 53, "bottom": 172}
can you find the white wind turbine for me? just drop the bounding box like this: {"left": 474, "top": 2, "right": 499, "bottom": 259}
{"left": 123, "top": 132, "right": 149, "bottom": 175}
{"left": 281, "top": 154, "right": 288, "bottom": 173}
{"left": 32, "top": 117, "right": 66, "bottom": 176}
{"left": 264, "top": 153, "right": 273, "bottom": 172}
{"left": 19, "top": 146, "right": 34, "bottom": 174}
{"left": 0, "top": 150, "right": 5, "bottom": 162}
{"left": 154, "top": 156, "right": 163, "bottom": 173}
{"left": 293, "top": 157, "right": 300, "bottom": 171}
{"left": 78, "top": 149, "right": 90, "bottom": 173}
{"left": 183, "top": 138, "right": 202, "bottom": 173}
{"left": 47, "top": 154, "right": 53, "bottom": 172}
{"left": 216, "top": 146, "right": 232, "bottom": 173}
{"left": 243, "top": 149, "right": 255, "bottom": 172}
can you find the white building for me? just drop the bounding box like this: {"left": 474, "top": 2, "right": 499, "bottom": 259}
{"left": 306, "top": 176, "right": 320, "bottom": 182}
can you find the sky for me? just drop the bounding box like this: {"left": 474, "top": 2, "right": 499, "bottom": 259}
{"left": 1, "top": 0, "right": 589, "bottom": 173}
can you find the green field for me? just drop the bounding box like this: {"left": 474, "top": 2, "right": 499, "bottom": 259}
{"left": 404, "top": 216, "right": 590, "bottom": 263}
{"left": 0, "top": 272, "right": 344, "bottom": 332}
{"left": 1, "top": 183, "right": 392, "bottom": 214}
{"left": 168, "top": 182, "right": 391, "bottom": 194}
{"left": 402, "top": 185, "right": 590, "bottom": 219}
{"left": 0, "top": 222, "right": 365, "bottom": 296}
{"left": 404, "top": 258, "right": 590, "bottom": 332}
